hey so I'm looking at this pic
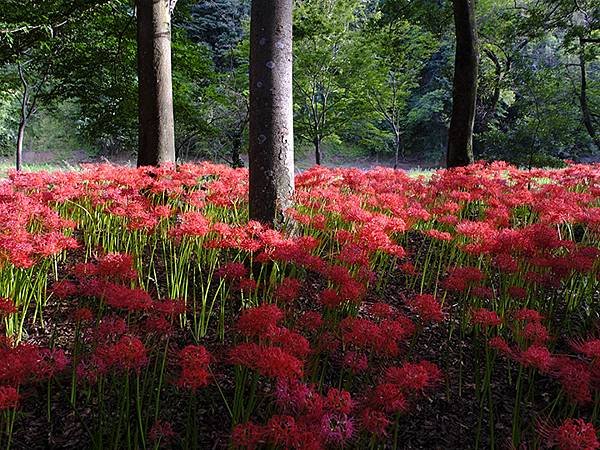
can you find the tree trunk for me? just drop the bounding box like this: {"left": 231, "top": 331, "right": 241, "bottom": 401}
{"left": 477, "top": 48, "right": 503, "bottom": 133}
{"left": 447, "top": 0, "right": 478, "bottom": 168}
{"left": 136, "top": 0, "right": 176, "bottom": 167}
{"left": 314, "top": 136, "right": 321, "bottom": 165}
{"left": 248, "top": 0, "right": 295, "bottom": 227}
{"left": 16, "top": 120, "right": 25, "bottom": 172}
{"left": 16, "top": 61, "right": 29, "bottom": 172}
{"left": 393, "top": 131, "right": 401, "bottom": 170}
{"left": 579, "top": 42, "right": 600, "bottom": 151}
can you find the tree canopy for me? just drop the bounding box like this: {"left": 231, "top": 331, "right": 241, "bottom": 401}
{"left": 0, "top": 0, "right": 598, "bottom": 168}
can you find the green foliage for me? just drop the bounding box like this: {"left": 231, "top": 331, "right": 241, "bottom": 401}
{"left": 293, "top": 0, "right": 369, "bottom": 159}
{"left": 0, "top": 0, "right": 598, "bottom": 166}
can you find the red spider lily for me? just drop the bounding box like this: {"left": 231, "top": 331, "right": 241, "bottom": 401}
{"left": 319, "top": 289, "right": 342, "bottom": 309}
{"left": 550, "top": 357, "right": 593, "bottom": 405}
{"left": 144, "top": 316, "right": 173, "bottom": 337}
{"left": 407, "top": 294, "right": 444, "bottom": 323}
{"left": 488, "top": 336, "right": 513, "bottom": 356}
{"left": 398, "top": 261, "right": 418, "bottom": 276}
{"left": 519, "top": 321, "right": 550, "bottom": 345}
{"left": 236, "top": 304, "right": 284, "bottom": 338}
{"left": 95, "top": 316, "right": 128, "bottom": 343}
{"left": 229, "top": 343, "right": 303, "bottom": 379}
{"left": 0, "top": 386, "right": 19, "bottom": 410}
{"left": 215, "top": 262, "right": 249, "bottom": 280}
{"left": 338, "top": 243, "right": 370, "bottom": 266}
{"left": 517, "top": 345, "right": 553, "bottom": 373}
{"left": 443, "top": 267, "right": 486, "bottom": 292}
{"left": 148, "top": 420, "right": 176, "bottom": 445}
{"left": 49, "top": 280, "right": 79, "bottom": 299}
{"left": 471, "top": 286, "right": 494, "bottom": 299}
{"left": 266, "top": 327, "right": 311, "bottom": 359}
{"left": 265, "top": 415, "right": 300, "bottom": 448}
{"left": 342, "top": 351, "right": 368, "bottom": 374}
{"left": 538, "top": 418, "right": 600, "bottom": 450}
{"left": 169, "top": 211, "right": 210, "bottom": 238}
{"left": 315, "top": 332, "right": 341, "bottom": 355}
{"left": 176, "top": 345, "right": 212, "bottom": 391}
{"left": 96, "top": 253, "right": 138, "bottom": 281}
{"left": 73, "top": 307, "right": 94, "bottom": 323}
{"left": 152, "top": 298, "right": 187, "bottom": 317}
{"left": 367, "top": 302, "right": 396, "bottom": 320}
{"left": 0, "top": 297, "right": 17, "bottom": 316}
{"left": 320, "top": 412, "right": 354, "bottom": 446}
{"left": 470, "top": 308, "right": 502, "bottom": 328}
{"left": 338, "top": 279, "right": 367, "bottom": 304}
{"left": 512, "top": 308, "right": 544, "bottom": 323}
{"left": 274, "top": 278, "right": 302, "bottom": 303}
{"left": 72, "top": 262, "right": 98, "bottom": 280}
{"left": 232, "top": 421, "right": 266, "bottom": 449}
{"left": 384, "top": 361, "right": 443, "bottom": 393}
{"left": 101, "top": 283, "right": 153, "bottom": 312}
{"left": 359, "top": 407, "right": 390, "bottom": 437}
{"left": 0, "top": 343, "right": 68, "bottom": 385}
{"left": 297, "top": 311, "right": 323, "bottom": 333}
{"left": 340, "top": 316, "right": 415, "bottom": 357}
{"left": 275, "top": 379, "right": 324, "bottom": 417}
{"left": 93, "top": 335, "right": 148, "bottom": 374}
{"left": 237, "top": 278, "right": 257, "bottom": 294}
{"left": 368, "top": 383, "right": 409, "bottom": 414}
{"left": 570, "top": 338, "right": 600, "bottom": 360}
{"left": 325, "top": 388, "right": 353, "bottom": 415}
{"left": 423, "top": 229, "right": 453, "bottom": 242}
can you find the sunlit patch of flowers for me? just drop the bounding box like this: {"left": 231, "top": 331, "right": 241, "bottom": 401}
{"left": 0, "top": 161, "right": 598, "bottom": 448}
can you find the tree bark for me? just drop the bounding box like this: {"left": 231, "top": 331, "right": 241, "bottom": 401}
{"left": 248, "top": 0, "right": 295, "bottom": 227}
{"left": 314, "top": 136, "right": 321, "bottom": 165}
{"left": 393, "top": 131, "right": 401, "bottom": 170}
{"left": 136, "top": 0, "right": 176, "bottom": 167}
{"left": 578, "top": 42, "right": 600, "bottom": 151}
{"left": 16, "top": 120, "right": 25, "bottom": 172}
{"left": 447, "top": 0, "right": 478, "bottom": 168}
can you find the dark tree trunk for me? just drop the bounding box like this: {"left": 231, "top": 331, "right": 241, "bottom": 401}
{"left": 16, "top": 62, "right": 30, "bottom": 172}
{"left": 136, "top": 0, "right": 176, "bottom": 167}
{"left": 248, "top": 0, "right": 294, "bottom": 227}
{"left": 579, "top": 43, "right": 600, "bottom": 151}
{"left": 314, "top": 136, "right": 321, "bottom": 165}
{"left": 447, "top": 0, "right": 478, "bottom": 168}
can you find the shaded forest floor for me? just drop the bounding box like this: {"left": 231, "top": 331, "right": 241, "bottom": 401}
{"left": 0, "top": 147, "right": 440, "bottom": 175}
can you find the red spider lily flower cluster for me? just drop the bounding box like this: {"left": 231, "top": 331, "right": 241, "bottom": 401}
{"left": 538, "top": 418, "right": 599, "bottom": 450}
{"left": 0, "top": 161, "right": 599, "bottom": 448}
{"left": 176, "top": 345, "right": 212, "bottom": 390}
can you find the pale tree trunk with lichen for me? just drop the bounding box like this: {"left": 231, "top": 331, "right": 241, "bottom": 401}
{"left": 248, "top": 0, "right": 295, "bottom": 227}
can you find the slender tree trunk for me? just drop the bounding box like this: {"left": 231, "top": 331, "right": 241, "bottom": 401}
{"left": 447, "top": 0, "right": 478, "bottom": 168}
{"left": 579, "top": 42, "right": 600, "bottom": 151}
{"left": 16, "top": 120, "right": 25, "bottom": 172}
{"left": 16, "top": 62, "right": 29, "bottom": 172}
{"left": 393, "top": 131, "right": 401, "bottom": 170}
{"left": 314, "top": 136, "right": 321, "bottom": 165}
{"left": 476, "top": 48, "right": 503, "bottom": 133}
{"left": 136, "top": 0, "right": 176, "bottom": 167}
{"left": 248, "top": 0, "right": 294, "bottom": 227}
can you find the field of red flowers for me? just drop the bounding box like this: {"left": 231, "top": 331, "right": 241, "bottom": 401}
{"left": 0, "top": 161, "right": 599, "bottom": 449}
